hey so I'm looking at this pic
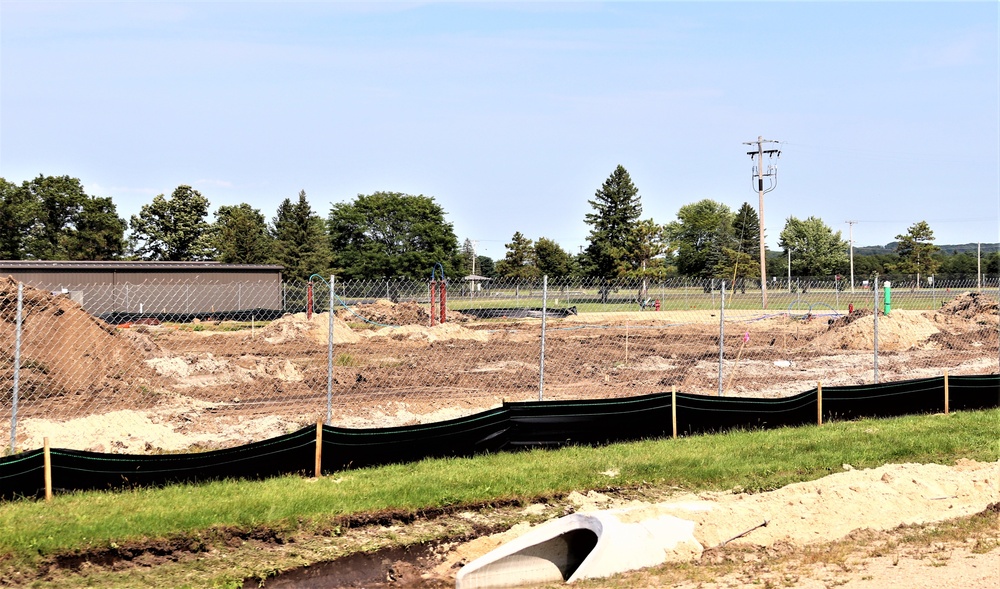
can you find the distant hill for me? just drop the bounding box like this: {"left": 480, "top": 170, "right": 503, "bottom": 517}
{"left": 854, "top": 243, "right": 999, "bottom": 256}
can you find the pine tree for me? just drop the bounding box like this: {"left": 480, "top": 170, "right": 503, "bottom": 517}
{"left": 583, "top": 165, "right": 642, "bottom": 279}
{"left": 732, "top": 202, "right": 761, "bottom": 260}
{"left": 211, "top": 203, "right": 274, "bottom": 264}
{"left": 495, "top": 232, "right": 539, "bottom": 280}
{"left": 893, "top": 221, "right": 940, "bottom": 287}
{"left": 271, "top": 190, "right": 331, "bottom": 281}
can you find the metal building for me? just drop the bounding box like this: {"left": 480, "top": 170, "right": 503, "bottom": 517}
{"left": 0, "top": 261, "right": 284, "bottom": 319}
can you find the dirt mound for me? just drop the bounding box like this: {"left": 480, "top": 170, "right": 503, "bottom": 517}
{"left": 827, "top": 308, "right": 874, "bottom": 328}
{"left": 339, "top": 299, "right": 471, "bottom": 327}
{"left": 811, "top": 310, "right": 940, "bottom": 351}
{"left": 367, "top": 322, "right": 489, "bottom": 343}
{"left": 0, "top": 277, "right": 157, "bottom": 404}
{"left": 433, "top": 460, "right": 999, "bottom": 582}
{"left": 936, "top": 291, "right": 999, "bottom": 324}
{"left": 255, "top": 312, "right": 360, "bottom": 345}
{"left": 341, "top": 299, "right": 429, "bottom": 326}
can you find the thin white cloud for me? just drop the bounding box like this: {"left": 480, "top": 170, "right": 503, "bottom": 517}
{"left": 902, "top": 31, "right": 989, "bottom": 71}
{"left": 194, "top": 179, "right": 234, "bottom": 189}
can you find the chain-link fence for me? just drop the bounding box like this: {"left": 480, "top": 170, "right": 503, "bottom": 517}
{"left": 2, "top": 275, "right": 998, "bottom": 455}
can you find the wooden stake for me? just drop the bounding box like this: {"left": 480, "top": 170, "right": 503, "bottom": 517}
{"left": 943, "top": 370, "right": 949, "bottom": 415}
{"left": 314, "top": 418, "right": 323, "bottom": 478}
{"left": 43, "top": 437, "right": 52, "bottom": 502}
{"left": 817, "top": 382, "right": 823, "bottom": 426}
{"left": 671, "top": 385, "right": 677, "bottom": 440}
{"left": 624, "top": 320, "right": 629, "bottom": 367}
{"left": 723, "top": 337, "right": 749, "bottom": 396}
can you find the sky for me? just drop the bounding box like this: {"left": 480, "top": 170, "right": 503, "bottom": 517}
{"left": 1, "top": 1, "right": 998, "bottom": 262}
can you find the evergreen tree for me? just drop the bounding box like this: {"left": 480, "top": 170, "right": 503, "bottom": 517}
{"left": 272, "top": 190, "right": 331, "bottom": 281}
{"left": 494, "top": 232, "right": 539, "bottom": 280}
{"left": 732, "top": 203, "right": 761, "bottom": 260}
{"left": 714, "top": 202, "right": 762, "bottom": 284}
{"left": 211, "top": 203, "right": 274, "bottom": 264}
{"left": 626, "top": 219, "right": 670, "bottom": 301}
{"left": 892, "top": 221, "right": 941, "bottom": 286}
{"left": 461, "top": 238, "right": 477, "bottom": 276}
{"left": 583, "top": 165, "right": 642, "bottom": 278}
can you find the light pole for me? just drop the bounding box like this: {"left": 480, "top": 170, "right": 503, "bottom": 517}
{"left": 847, "top": 220, "right": 857, "bottom": 293}
{"left": 788, "top": 247, "right": 792, "bottom": 293}
{"left": 743, "top": 136, "right": 781, "bottom": 310}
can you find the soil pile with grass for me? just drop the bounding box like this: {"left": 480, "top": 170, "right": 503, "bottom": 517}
{"left": 935, "top": 291, "right": 998, "bottom": 325}
{"left": 810, "top": 310, "right": 940, "bottom": 352}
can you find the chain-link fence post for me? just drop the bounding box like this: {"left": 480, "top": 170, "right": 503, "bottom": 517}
{"left": 873, "top": 276, "right": 880, "bottom": 384}
{"left": 9, "top": 282, "right": 23, "bottom": 454}
{"left": 539, "top": 275, "right": 547, "bottom": 401}
{"left": 327, "top": 275, "right": 335, "bottom": 425}
{"left": 718, "top": 280, "right": 725, "bottom": 396}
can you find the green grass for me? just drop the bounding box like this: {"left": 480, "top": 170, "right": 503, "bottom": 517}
{"left": 1, "top": 409, "right": 996, "bottom": 570}
{"left": 445, "top": 287, "right": 987, "bottom": 313}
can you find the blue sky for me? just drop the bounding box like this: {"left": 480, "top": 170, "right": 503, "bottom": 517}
{"left": 2, "top": 1, "right": 997, "bottom": 261}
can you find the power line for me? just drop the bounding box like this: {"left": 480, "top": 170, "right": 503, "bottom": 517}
{"left": 742, "top": 136, "right": 781, "bottom": 310}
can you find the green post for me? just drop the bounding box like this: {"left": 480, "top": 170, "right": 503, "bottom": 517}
{"left": 883, "top": 281, "right": 891, "bottom": 315}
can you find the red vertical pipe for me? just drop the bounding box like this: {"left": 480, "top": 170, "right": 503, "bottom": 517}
{"left": 429, "top": 281, "right": 437, "bottom": 326}
{"left": 307, "top": 281, "right": 314, "bottom": 320}
{"left": 440, "top": 281, "right": 447, "bottom": 323}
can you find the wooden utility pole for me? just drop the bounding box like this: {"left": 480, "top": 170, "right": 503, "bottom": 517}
{"left": 743, "top": 136, "right": 781, "bottom": 309}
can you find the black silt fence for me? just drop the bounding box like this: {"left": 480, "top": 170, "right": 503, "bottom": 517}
{"left": 321, "top": 407, "right": 511, "bottom": 471}
{"left": 2, "top": 374, "right": 997, "bottom": 500}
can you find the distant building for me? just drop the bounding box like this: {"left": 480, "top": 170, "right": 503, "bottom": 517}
{"left": 1, "top": 260, "right": 284, "bottom": 319}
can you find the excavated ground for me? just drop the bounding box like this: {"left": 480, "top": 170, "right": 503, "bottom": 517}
{"left": 1, "top": 283, "right": 997, "bottom": 452}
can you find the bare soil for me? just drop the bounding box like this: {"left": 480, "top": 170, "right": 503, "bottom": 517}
{"left": 1, "top": 281, "right": 997, "bottom": 453}
{"left": 1, "top": 283, "right": 996, "bottom": 587}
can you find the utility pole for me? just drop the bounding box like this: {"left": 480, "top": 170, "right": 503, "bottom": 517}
{"left": 743, "top": 136, "right": 781, "bottom": 309}
{"left": 846, "top": 221, "right": 858, "bottom": 293}
{"left": 471, "top": 239, "right": 479, "bottom": 276}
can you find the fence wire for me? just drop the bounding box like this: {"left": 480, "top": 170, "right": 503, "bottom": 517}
{"left": 2, "top": 275, "right": 998, "bottom": 455}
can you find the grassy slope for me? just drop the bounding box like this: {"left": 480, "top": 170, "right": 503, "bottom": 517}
{"left": 1, "top": 410, "right": 996, "bottom": 570}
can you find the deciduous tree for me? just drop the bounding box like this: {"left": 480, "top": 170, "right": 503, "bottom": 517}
{"left": 1, "top": 175, "right": 125, "bottom": 260}
{"left": 129, "top": 185, "right": 212, "bottom": 261}
{"left": 327, "top": 192, "right": 459, "bottom": 281}
{"left": 778, "top": 216, "right": 849, "bottom": 278}
{"left": 667, "top": 199, "right": 734, "bottom": 278}
{"left": 0, "top": 178, "right": 37, "bottom": 259}
{"left": 534, "top": 237, "right": 575, "bottom": 279}
{"left": 63, "top": 196, "right": 126, "bottom": 260}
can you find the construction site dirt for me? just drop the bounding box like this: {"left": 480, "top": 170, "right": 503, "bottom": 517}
{"left": 1, "top": 279, "right": 997, "bottom": 454}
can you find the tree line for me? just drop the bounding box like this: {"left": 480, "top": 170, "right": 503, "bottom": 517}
{"left": 2, "top": 171, "right": 997, "bottom": 283}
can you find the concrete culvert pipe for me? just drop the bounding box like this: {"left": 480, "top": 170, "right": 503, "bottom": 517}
{"left": 455, "top": 509, "right": 701, "bottom": 588}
